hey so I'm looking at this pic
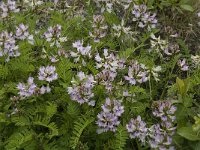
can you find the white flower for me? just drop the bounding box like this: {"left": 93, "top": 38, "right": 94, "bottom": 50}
{"left": 191, "top": 55, "right": 200, "bottom": 68}
{"left": 198, "top": 12, "right": 200, "bottom": 17}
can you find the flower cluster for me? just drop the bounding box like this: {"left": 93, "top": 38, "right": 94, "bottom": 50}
{"left": 17, "top": 77, "right": 37, "bottom": 98}
{"left": 150, "top": 34, "right": 181, "bottom": 58}
{"left": 168, "top": 43, "right": 180, "bottom": 55}
{"left": 97, "top": 98, "right": 124, "bottom": 133}
{"left": 126, "top": 101, "right": 176, "bottom": 149}
{"left": 126, "top": 115, "right": 148, "bottom": 144}
{"left": 131, "top": 4, "right": 157, "bottom": 30}
{"left": 0, "top": 31, "right": 20, "bottom": 62}
{"left": 23, "top": 0, "right": 44, "bottom": 8}
{"left": 94, "top": 0, "right": 114, "bottom": 13}
{"left": 95, "top": 49, "right": 124, "bottom": 71}
{"left": 150, "top": 101, "right": 177, "bottom": 149}
{"left": 15, "top": 23, "right": 34, "bottom": 45}
{"left": 177, "top": 59, "right": 189, "bottom": 71}
{"left": 67, "top": 72, "right": 96, "bottom": 106}
{"left": 148, "top": 124, "right": 175, "bottom": 150}
{"left": 124, "top": 60, "right": 148, "bottom": 85}
{"left": 89, "top": 15, "right": 108, "bottom": 42}
{"left": 95, "top": 49, "right": 124, "bottom": 91}
{"left": 96, "top": 69, "right": 117, "bottom": 91}
{"left": 0, "top": 0, "right": 19, "bottom": 18}
{"left": 16, "top": 77, "right": 51, "bottom": 98}
{"left": 39, "top": 85, "right": 51, "bottom": 94}
{"left": 70, "top": 40, "right": 91, "bottom": 65}
{"left": 148, "top": 66, "right": 162, "bottom": 82}
{"left": 152, "top": 101, "right": 177, "bottom": 130}
{"left": 43, "top": 24, "right": 67, "bottom": 47}
{"left": 94, "top": 0, "right": 132, "bottom": 13}
{"left": 112, "top": 19, "right": 134, "bottom": 38}
{"left": 150, "top": 34, "right": 169, "bottom": 56}
{"left": 38, "top": 66, "right": 58, "bottom": 82}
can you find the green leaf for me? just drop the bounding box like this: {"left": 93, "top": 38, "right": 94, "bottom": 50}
{"left": 193, "top": 141, "right": 200, "bottom": 150}
{"left": 177, "top": 127, "right": 200, "bottom": 141}
{"left": 180, "top": 5, "right": 194, "bottom": 12}
{"left": 119, "top": 48, "right": 134, "bottom": 59}
{"left": 70, "top": 116, "right": 94, "bottom": 149}
{"left": 5, "top": 128, "right": 34, "bottom": 150}
{"left": 114, "top": 125, "right": 128, "bottom": 150}
{"left": 104, "top": 12, "right": 120, "bottom": 25}
{"left": 193, "top": 115, "right": 200, "bottom": 132}
{"left": 46, "top": 102, "right": 57, "bottom": 118}
{"left": 176, "top": 77, "right": 185, "bottom": 96}
{"left": 0, "top": 113, "right": 6, "bottom": 123}
{"left": 32, "top": 115, "right": 58, "bottom": 139}
{"left": 179, "top": 0, "right": 190, "bottom": 4}
{"left": 130, "top": 102, "right": 147, "bottom": 115}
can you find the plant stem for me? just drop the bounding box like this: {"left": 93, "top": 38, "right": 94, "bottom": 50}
{"left": 149, "top": 75, "right": 152, "bottom": 101}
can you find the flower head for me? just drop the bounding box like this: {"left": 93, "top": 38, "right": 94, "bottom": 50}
{"left": 38, "top": 66, "right": 58, "bottom": 82}
{"left": 70, "top": 40, "right": 91, "bottom": 65}
{"left": 152, "top": 101, "right": 177, "bottom": 131}
{"left": 177, "top": 59, "right": 189, "bottom": 71}
{"left": 0, "top": 0, "right": 19, "bottom": 18}
{"left": 17, "top": 77, "right": 37, "bottom": 97}
{"left": 0, "top": 31, "right": 20, "bottom": 62}
{"left": 67, "top": 72, "right": 96, "bottom": 106}
{"left": 126, "top": 116, "right": 148, "bottom": 144}
{"left": 124, "top": 60, "right": 148, "bottom": 85}
{"left": 44, "top": 24, "right": 67, "bottom": 47}
{"left": 15, "top": 23, "right": 34, "bottom": 44}
{"left": 89, "top": 15, "right": 108, "bottom": 42}
{"left": 97, "top": 98, "right": 124, "bottom": 133}
{"left": 132, "top": 4, "right": 157, "bottom": 30}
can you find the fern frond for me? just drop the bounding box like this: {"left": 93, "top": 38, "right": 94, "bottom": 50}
{"left": 33, "top": 115, "right": 58, "bottom": 139}
{"left": 70, "top": 116, "right": 94, "bottom": 149}
{"left": 113, "top": 125, "right": 128, "bottom": 150}
{"left": 0, "top": 65, "right": 9, "bottom": 79}
{"left": 56, "top": 58, "right": 73, "bottom": 81}
{"left": 86, "top": 62, "right": 98, "bottom": 75}
{"left": 46, "top": 102, "right": 57, "bottom": 118}
{"left": 119, "top": 48, "right": 134, "bottom": 59}
{"left": 67, "top": 101, "right": 81, "bottom": 117}
{"left": 12, "top": 114, "right": 31, "bottom": 126}
{"left": 5, "top": 128, "right": 34, "bottom": 150}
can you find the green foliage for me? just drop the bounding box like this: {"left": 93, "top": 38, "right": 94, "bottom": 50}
{"left": 148, "top": 0, "right": 194, "bottom": 12}
{"left": 5, "top": 128, "right": 34, "bottom": 150}
{"left": 113, "top": 125, "right": 129, "bottom": 150}
{"left": 32, "top": 115, "right": 59, "bottom": 139}
{"left": 70, "top": 116, "right": 94, "bottom": 149}
{"left": 46, "top": 102, "right": 57, "bottom": 118}
{"left": 0, "top": 0, "right": 199, "bottom": 149}
{"left": 193, "top": 114, "right": 200, "bottom": 132}
{"left": 104, "top": 12, "right": 120, "bottom": 25}
{"left": 176, "top": 77, "right": 190, "bottom": 97}
{"left": 177, "top": 127, "right": 200, "bottom": 141}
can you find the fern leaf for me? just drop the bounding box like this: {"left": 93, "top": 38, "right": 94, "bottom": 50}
{"left": 33, "top": 115, "right": 58, "bottom": 139}
{"left": 87, "top": 62, "right": 98, "bottom": 75}
{"left": 70, "top": 116, "right": 94, "bottom": 149}
{"left": 12, "top": 115, "right": 31, "bottom": 126}
{"left": 5, "top": 128, "right": 34, "bottom": 150}
{"left": 46, "top": 102, "right": 57, "bottom": 118}
{"left": 113, "top": 125, "right": 128, "bottom": 150}
{"left": 67, "top": 101, "right": 81, "bottom": 117}
{"left": 0, "top": 65, "right": 9, "bottom": 79}
{"left": 119, "top": 48, "right": 134, "bottom": 59}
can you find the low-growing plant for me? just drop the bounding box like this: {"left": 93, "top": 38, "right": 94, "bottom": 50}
{"left": 0, "top": 0, "right": 200, "bottom": 149}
